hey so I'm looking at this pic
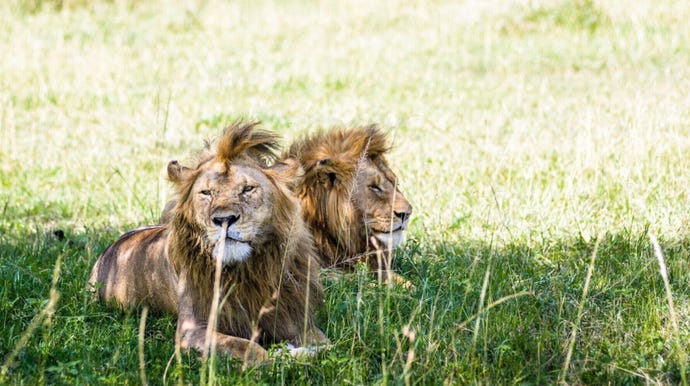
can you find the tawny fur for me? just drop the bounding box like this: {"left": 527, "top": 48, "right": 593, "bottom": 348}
{"left": 284, "top": 125, "right": 413, "bottom": 277}
{"left": 89, "top": 122, "right": 328, "bottom": 362}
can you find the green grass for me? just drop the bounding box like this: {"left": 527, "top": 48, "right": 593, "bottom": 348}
{"left": 2, "top": 0, "right": 690, "bottom": 383}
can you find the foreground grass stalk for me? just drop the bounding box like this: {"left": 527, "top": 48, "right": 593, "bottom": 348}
{"left": 202, "top": 222, "right": 228, "bottom": 385}
{"left": 162, "top": 350, "right": 182, "bottom": 386}
{"left": 1, "top": 253, "right": 63, "bottom": 378}
{"left": 375, "top": 246, "right": 391, "bottom": 383}
{"left": 649, "top": 234, "right": 688, "bottom": 386}
{"left": 471, "top": 263, "right": 492, "bottom": 353}
{"left": 559, "top": 233, "right": 603, "bottom": 385}
{"left": 278, "top": 214, "right": 309, "bottom": 348}
{"left": 138, "top": 307, "right": 149, "bottom": 386}
{"left": 401, "top": 325, "right": 416, "bottom": 386}
{"left": 457, "top": 291, "right": 533, "bottom": 330}
{"left": 302, "top": 249, "right": 311, "bottom": 346}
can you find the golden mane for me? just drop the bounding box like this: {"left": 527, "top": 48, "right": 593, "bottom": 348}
{"left": 285, "top": 125, "right": 411, "bottom": 274}
{"left": 287, "top": 125, "right": 391, "bottom": 184}
{"left": 215, "top": 121, "right": 281, "bottom": 166}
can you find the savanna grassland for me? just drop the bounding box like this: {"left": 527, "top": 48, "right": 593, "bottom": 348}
{"left": 1, "top": 0, "right": 690, "bottom": 384}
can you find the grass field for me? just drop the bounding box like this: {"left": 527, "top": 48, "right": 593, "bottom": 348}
{"left": 2, "top": 0, "right": 690, "bottom": 384}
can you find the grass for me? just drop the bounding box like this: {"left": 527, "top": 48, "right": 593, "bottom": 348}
{"left": 1, "top": 0, "right": 690, "bottom": 383}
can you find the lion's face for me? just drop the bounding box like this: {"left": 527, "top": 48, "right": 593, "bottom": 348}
{"left": 289, "top": 125, "right": 413, "bottom": 262}
{"left": 169, "top": 154, "right": 301, "bottom": 266}
{"left": 352, "top": 157, "right": 412, "bottom": 250}
{"left": 189, "top": 161, "right": 275, "bottom": 264}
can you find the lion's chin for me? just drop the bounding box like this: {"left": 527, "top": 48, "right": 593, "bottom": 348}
{"left": 372, "top": 230, "right": 405, "bottom": 250}
{"left": 212, "top": 239, "right": 252, "bottom": 265}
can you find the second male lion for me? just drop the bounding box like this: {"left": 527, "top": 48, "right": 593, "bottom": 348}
{"left": 284, "top": 125, "right": 412, "bottom": 283}
{"left": 89, "top": 122, "right": 329, "bottom": 363}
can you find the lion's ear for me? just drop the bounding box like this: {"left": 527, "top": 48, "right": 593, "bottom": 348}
{"left": 167, "top": 160, "right": 193, "bottom": 182}
{"left": 268, "top": 158, "right": 303, "bottom": 191}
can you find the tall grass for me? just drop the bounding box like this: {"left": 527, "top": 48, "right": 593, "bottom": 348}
{"left": 1, "top": 254, "right": 62, "bottom": 379}
{"left": 1, "top": 0, "right": 690, "bottom": 383}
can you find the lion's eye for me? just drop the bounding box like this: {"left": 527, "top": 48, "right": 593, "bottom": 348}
{"left": 369, "top": 185, "right": 382, "bottom": 194}
{"left": 242, "top": 185, "right": 255, "bottom": 194}
{"left": 200, "top": 189, "right": 212, "bottom": 196}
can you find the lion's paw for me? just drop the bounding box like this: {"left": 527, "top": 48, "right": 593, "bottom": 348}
{"left": 273, "top": 343, "right": 329, "bottom": 359}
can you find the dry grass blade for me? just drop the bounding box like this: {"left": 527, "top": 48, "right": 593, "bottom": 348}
{"left": 203, "top": 221, "right": 228, "bottom": 385}
{"left": 1, "top": 253, "right": 63, "bottom": 378}
{"left": 302, "top": 249, "right": 312, "bottom": 345}
{"left": 401, "top": 324, "right": 416, "bottom": 386}
{"left": 457, "top": 291, "right": 533, "bottom": 330}
{"left": 559, "top": 232, "right": 604, "bottom": 385}
{"left": 649, "top": 234, "right": 687, "bottom": 386}
{"left": 138, "top": 307, "right": 149, "bottom": 386}
{"left": 471, "top": 263, "right": 492, "bottom": 351}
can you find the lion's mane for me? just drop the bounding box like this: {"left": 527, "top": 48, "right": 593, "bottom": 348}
{"left": 285, "top": 125, "right": 394, "bottom": 269}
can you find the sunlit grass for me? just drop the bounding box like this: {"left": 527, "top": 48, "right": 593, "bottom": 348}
{"left": 1, "top": 0, "right": 690, "bottom": 383}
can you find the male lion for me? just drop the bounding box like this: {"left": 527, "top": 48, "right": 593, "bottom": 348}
{"left": 284, "top": 125, "right": 412, "bottom": 283}
{"left": 89, "top": 122, "right": 329, "bottom": 363}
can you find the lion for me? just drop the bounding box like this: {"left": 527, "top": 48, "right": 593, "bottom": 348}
{"left": 283, "top": 125, "right": 413, "bottom": 284}
{"left": 88, "top": 122, "right": 329, "bottom": 363}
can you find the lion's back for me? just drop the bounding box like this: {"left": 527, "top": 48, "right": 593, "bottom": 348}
{"left": 89, "top": 225, "right": 178, "bottom": 314}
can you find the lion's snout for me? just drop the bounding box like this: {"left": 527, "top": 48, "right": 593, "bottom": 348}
{"left": 212, "top": 213, "right": 240, "bottom": 227}
{"left": 393, "top": 196, "right": 412, "bottom": 228}
{"left": 394, "top": 210, "right": 410, "bottom": 224}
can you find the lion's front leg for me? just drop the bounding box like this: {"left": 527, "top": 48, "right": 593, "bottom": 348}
{"left": 175, "top": 274, "right": 269, "bottom": 364}
{"left": 176, "top": 323, "right": 269, "bottom": 364}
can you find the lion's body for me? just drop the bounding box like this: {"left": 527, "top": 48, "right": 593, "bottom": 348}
{"left": 89, "top": 225, "right": 177, "bottom": 314}
{"left": 89, "top": 122, "right": 328, "bottom": 362}
{"left": 284, "top": 126, "right": 412, "bottom": 276}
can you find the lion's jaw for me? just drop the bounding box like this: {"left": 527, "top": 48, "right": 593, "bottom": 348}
{"left": 210, "top": 226, "right": 253, "bottom": 264}
{"left": 367, "top": 216, "right": 409, "bottom": 250}
{"left": 371, "top": 230, "right": 406, "bottom": 250}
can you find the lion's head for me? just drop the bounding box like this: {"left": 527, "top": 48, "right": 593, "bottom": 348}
{"left": 168, "top": 123, "right": 302, "bottom": 268}
{"left": 285, "top": 125, "right": 412, "bottom": 270}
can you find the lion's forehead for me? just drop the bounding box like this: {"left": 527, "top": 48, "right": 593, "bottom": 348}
{"left": 373, "top": 158, "right": 398, "bottom": 183}
{"left": 358, "top": 159, "right": 398, "bottom": 187}
{"left": 194, "top": 164, "right": 271, "bottom": 189}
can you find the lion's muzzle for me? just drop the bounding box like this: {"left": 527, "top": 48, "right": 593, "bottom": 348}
{"left": 210, "top": 213, "right": 253, "bottom": 265}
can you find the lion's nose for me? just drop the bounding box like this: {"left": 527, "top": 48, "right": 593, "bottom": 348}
{"left": 212, "top": 214, "right": 240, "bottom": 227}
{"left": 394, "top": 210, "right": 410, "bottom": 223}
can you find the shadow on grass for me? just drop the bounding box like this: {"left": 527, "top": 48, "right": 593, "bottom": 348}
{"left": 1, "top": 215, "right": 688, "bottom": 384}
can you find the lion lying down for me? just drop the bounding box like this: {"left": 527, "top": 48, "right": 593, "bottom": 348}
{"left": 284, "top": 125, "right": 413, "bottom": 285}
{"left": 89, "top": 122, "right": 329, "bottom": 363}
